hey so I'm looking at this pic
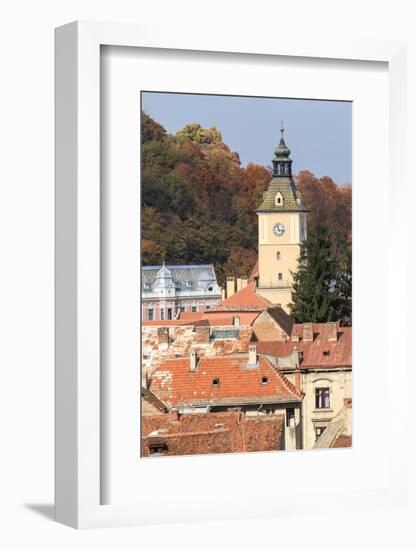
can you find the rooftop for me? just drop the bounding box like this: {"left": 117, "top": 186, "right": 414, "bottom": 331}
{"left": 255, "top": 324, "right": 352, "bottom": 368}
{"left": 220, "top": 281, "right": 272, "bottom": 308}
{"left": 141, "top": 410, "right": 285, "bottom": 456}
{"left": 148, "top": 354, "right": 303, "bottom": 409}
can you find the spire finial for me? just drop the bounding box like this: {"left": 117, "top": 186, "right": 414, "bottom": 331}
{"left": 280, "top": 121, "right": 284, "bottom": 137}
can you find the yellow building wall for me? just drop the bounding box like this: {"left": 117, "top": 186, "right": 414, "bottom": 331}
{"left": 301, "top": 370, "right": 352, "bottom": 449}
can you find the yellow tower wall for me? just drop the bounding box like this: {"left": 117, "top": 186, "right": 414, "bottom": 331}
{"left": 257, "top": 211, "right": 307, "bottom": 311}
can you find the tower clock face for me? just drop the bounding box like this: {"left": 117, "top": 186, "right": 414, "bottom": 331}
{"left": 273, "top": 222, "right": 285, "bottom": 237}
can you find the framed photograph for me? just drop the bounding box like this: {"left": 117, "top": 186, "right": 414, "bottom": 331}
{"left": 55, "top": 21, "right": 407, "bottom": 528}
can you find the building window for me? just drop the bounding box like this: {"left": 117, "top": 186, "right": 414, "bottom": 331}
{"left": 278, "top": 273, "right": 283, "bottom": 281}
{"left": 276, "top": 251, "right": 281, "bottom": 260}
{"left": 323, "top": 350, "right": 330, "bottom": 357}
{"left": 315, "top": 387, "right": 330, "bottom": 409}
{"left": 212, "top": 377, "right": 220, "bottom": 386}
{"left": 186, "top": 280, "right": 192, "bottom": 288}
{"left": 147, "top": 309, "right": 154, "bottom": 321}
{"left": 261, "top": 376, "right": 269, "bottom": 384}
{"left": 180, "top": 306, "right": 185, "bottom": 312}
{"left": 167, "top": 308, "right": 172, "bottom": 320}
{"left": 143, "top": 282, "right": 150, "bottom": 289}
{"left": 160, "top": 309, "right": 164, "bottom": 321}
{"left": 191, "top": 305, "right": 197, "bottom": 312}
{"left": 275, "top": 192, "right": 283, "bottom": 206}
{"left": 286, "top": 408, "right": 295, "bottom": 427}
{"left": 315, "top": 426, "right": 326, "bottom": 441}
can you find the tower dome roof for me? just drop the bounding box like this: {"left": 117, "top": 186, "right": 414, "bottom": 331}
{"left": 274, "top": 125, "right": 291, "bottom": 158}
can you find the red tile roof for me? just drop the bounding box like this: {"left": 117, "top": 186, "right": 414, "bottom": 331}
{"left": 178, "top": 311, "right": 204, "bottom": 321}
{"left": 332, "top": 434, "right": 352, "bottom": 448}
{"left": 149, "top": 354, "right": 303, "bottom": 409}
{"left": 256, "top": 325, "right": 352, "bottom": 368}
{"left": 220, "top": 282, "right": 272, "bottom": 308}
{"left": 141, "top": 411, "right": 284, "bottom": 456}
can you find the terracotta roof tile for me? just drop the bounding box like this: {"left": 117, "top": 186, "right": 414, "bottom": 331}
{"left": 149, "top": 354, "right": 302, "bottom": 409}
{"left": 221, "top": 282, "right": 272, "bottom": 308}
{"left": 141, "top": 411, "right": 284, "bottom": 456}
{"left": 256, "top": 325, "right": 352, "bottom": 368}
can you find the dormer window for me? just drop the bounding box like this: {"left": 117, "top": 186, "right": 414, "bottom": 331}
{"left": 212, "top": 377, "right": 220, "bottom": 386}
{"left": 275, "top": 192, "right": 283, "bottom": 206}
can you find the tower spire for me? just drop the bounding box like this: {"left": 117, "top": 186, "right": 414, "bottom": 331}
{"left": 272, "top": 123, "right": 292, "bottom": 177}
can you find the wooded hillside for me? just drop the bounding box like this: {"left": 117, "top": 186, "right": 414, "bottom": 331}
{"left": 141, "top": 112, "right": 351, "bottom": 286}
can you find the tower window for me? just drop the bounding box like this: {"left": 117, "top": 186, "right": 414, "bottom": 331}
{"left": 261, "top": 376, "right": 269, "bottom": 384}
{"left": 278, "top": 273, "right": 283, "bottom": 281}
{"left": 212, "top": 377, "right": 220, "bottom": 386}
{"left": 276, "top": 251, "right": 281, "bottom": 260}
{"left": 275, "top": 192, "right": 283, "bottom": 206}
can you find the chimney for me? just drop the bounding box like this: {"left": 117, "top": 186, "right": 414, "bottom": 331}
{"left": 241, "top": 277, "right": 248, "bottom": 289}
{"left": 226, "top": 277, "right": 235, "bottom": 298}
{"left": 233, "top": 315, "right": 240, "bottom": 328}
{"left": 327, "top": 322, "right": 338, "bottom": 342}
{"left": 157, "top": 326, "right": 169, "bottom": 345}
{"left": 236, "top": 277, "right": 242, "bottom": 291}
{"left": 195, "top": 325, "right": 210, "bottom": 344}
{"left": 302, "top": 323, "right": 313, "bottom": 342}
{"left": 221, "top": 287, "right": 226, "bottom": 301}
{"left": 247, "top": 344, "right": 258, "bottom": 368}
{"left": 190, "top": 350, "right": 199, "bottom": 372}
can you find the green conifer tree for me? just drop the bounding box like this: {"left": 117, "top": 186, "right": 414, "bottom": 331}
{"left": 334, "top": 244, "right": 352, "bottom": 326}
{"left": 289, "top": 224, "right": 339, "bottom": 323}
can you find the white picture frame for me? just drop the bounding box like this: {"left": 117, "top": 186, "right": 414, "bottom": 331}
{"left": 55, "top": 21, "right": 407, "bottom": 529}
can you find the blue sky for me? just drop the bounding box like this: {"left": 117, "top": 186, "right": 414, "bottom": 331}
{"left": 142, "top": 92, "right": 352, "bottom": 185}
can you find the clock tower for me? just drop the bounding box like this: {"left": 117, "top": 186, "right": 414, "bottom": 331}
{"left": 255, "top": 125, "right": 309, "bottom": 312}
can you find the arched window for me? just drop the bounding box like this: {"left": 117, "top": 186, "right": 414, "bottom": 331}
{"left": 276, "top": 251, "right": 281, "bottom": 261}
{"left": 275, "top": 192, "right": 283, "bottom": 206}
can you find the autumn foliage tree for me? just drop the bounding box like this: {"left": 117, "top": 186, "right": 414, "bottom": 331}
{"left": 141, "top": 112, "right": 269, "bottom": 284}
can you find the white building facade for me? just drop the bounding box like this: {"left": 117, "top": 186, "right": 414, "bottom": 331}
{"left": 141, "top": 263, "right": 222, "bottom": 321}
